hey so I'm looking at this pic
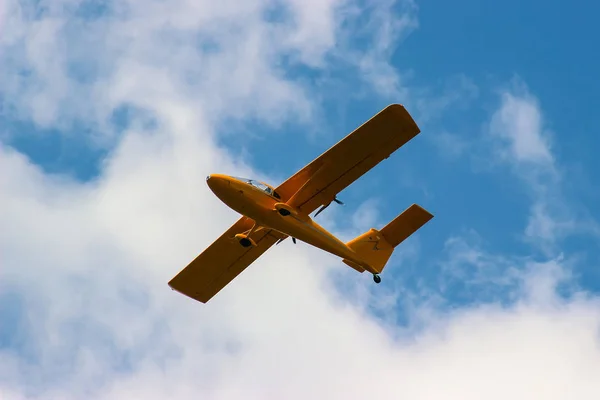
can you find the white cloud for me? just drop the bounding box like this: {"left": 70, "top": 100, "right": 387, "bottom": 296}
{"left": 1, "top": 0, "right": 416, "bottom": 138}
{"left": 485, "top": 83, "right": 600, "bottom": 251}
{"left": 490, "top": 89, "right": 553, "bottom": 166}
{"left": 2, "top": 1, "right": 600, "bottom": 399}
{"left": 348, "top": 0, "right": 418, "bottom": 97}
{"left": 3, "top": 159, "right": 600, "bottom": 399}
{"left": 524, "top": 202, "right": 572, "bottom": 243}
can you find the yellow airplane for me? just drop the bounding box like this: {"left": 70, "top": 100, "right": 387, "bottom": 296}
{"left": 169, "top": 104, "right": 433, "bottom": 303}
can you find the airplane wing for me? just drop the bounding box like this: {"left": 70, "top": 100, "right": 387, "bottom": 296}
{"left": 169, "top": 104, "right": 418, "bottom": 304}
{"left": 168, "top": 216, "right": 286, "bottom": 303}
{"left": 275, "top": 104, "right": 420, "bottom": 215}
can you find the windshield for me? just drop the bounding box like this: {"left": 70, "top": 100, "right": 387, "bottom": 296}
{"left": 232, "top": 176, "right": 276, "bottom": 196}
{"left": 250, "top": 180, "right": 271, "bottom": 192}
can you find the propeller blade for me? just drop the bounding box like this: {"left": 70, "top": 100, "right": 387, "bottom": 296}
{"left": 276, "top": 237, "right": 297, "bottom": 245}
{"left": 314, "top": 202, "right": 330, "bottom": 217}
{"left": 314, "top": 196, "right": 344, "bottom": 218}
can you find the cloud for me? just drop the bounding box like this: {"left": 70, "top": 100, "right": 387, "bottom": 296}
{"left": 0, "top": 0, "right": 416, "bottom": 141}
{"left": 2, "top": 1, "right": 600, "bottom": 400}
{"left": 344, "top": 0, "right": 418, "bottom": 97}
{"left": 2, "top": 141, "right": 600, "bottom": 399}
{"left": 490, "top": 89, "right": 554, "bottom": 166}
{"left": 3, "top": 152, "right": 600, "bottom": 399}
{"left": 1, "top": 0, "right": 321, "bottom": 132}
{"left": 486, "top": 81, "right": 600, "bottom": 251}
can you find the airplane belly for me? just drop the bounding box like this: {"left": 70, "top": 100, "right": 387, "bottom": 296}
{"left": 263, "top": 214, "right": 360, "bottom": 263}
{"left": 215, "top": 182, "right": 364, "bottom": 266}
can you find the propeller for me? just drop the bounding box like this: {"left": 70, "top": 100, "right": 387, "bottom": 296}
{"left": 276, "top": 236, "right": 297, "bottom": 245}
{"left": 314, "top": 196, "right": 344, "bottom": 217}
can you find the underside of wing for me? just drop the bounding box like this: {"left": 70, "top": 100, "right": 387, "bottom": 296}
{"left": 275, "top": 104, "right": 420, "bottom": 215}
{"left": 168, "top": 217, "right": 285, "bottom": 303}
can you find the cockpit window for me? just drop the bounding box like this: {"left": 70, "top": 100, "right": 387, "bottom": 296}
{"left": 253, "top": 181, "right": 269, "bottom": 191}
{"left": 233, "top": 176, "right": 278, "bottom": 197}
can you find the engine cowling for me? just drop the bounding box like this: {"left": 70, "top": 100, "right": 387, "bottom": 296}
{"left": 234, "top": 233, "right": 257, "bottom": 248}
{"left": 274, "top": 202, "right": 297, "bottom": 217}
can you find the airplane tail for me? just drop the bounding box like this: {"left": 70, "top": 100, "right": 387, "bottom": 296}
{"left": 342, "top": 204, "right": 434, "bottom": 274}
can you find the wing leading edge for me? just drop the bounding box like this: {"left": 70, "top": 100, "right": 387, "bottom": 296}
{"left": 274, "top": 104, "right": 421, "bottom": 215}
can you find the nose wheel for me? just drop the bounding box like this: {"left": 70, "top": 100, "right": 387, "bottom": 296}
{"left": 373, "top": 274, "right": 381, "bottom": 284}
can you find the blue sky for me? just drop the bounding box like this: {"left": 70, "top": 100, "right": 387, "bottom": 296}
{"left": 2, "top": 0, "right": 600, "bottom": 398}
{"left": 216, "top": 0, "right": 600, "bottom": 307}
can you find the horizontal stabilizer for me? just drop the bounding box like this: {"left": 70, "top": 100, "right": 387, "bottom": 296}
{"left": 380, "top": 203, "right": 433, "bottom": 247}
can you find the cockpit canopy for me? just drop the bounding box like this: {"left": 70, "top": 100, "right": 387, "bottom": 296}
{"left": 233, "top": 177, "right": 281, "bottom": 199}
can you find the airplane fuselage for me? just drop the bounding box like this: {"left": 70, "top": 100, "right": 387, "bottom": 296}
{"left": 205, "top": 174, "right": 374, "bottom": 272}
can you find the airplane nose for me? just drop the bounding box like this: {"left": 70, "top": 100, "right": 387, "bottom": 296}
{"left": 206, "top": 174, "right": 229, "bottom": 192}
{"left": 206, "top": 175, "right": 215, "bottom": 189}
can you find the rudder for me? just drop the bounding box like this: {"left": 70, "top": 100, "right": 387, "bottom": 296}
{"left": 343, "top": 229, "right": 394, "bottom": 274}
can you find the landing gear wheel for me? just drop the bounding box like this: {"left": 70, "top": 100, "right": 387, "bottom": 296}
{"left": 278, "top": 208, "right": 291, "bottom": 216}
{"left": 373, "top": 274, "right": 381, "bottom": 284}
{"left": 239, "top": 237, "right": 252, "bottom": 248}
